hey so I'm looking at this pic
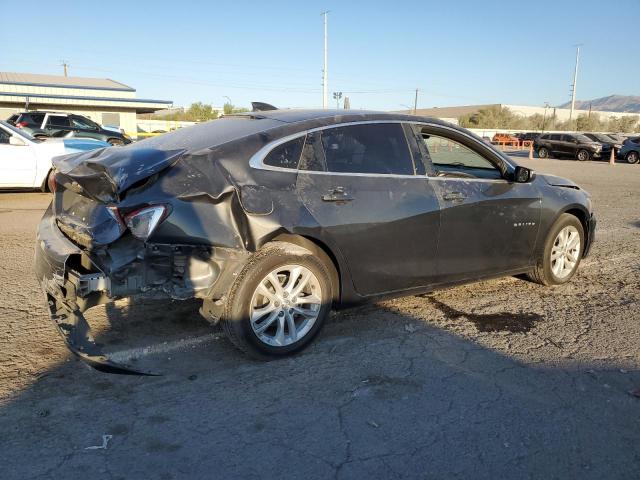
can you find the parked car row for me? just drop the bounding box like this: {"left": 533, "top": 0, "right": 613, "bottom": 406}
{"left": 533, "top": 132, "right": 638, "bottom": 163}
{"left": 7, "top": 111, "right": 131, "bottom": 145}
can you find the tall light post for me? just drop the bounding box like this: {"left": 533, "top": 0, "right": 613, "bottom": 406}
{"left": 321, "top": 11, "right": 329, "bottom": 109}
{"left": 333, "top": 92, "right": 342, "bottom": 109}
{"left": 569, "top": 45, "right": 581, "bottom": 124}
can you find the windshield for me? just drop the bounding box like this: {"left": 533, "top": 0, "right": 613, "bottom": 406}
{"left": 0, "top": 120, "right": 38, "bottom": 142}
{"left": 591, "top": 133, "right": 612, "bottom": 143}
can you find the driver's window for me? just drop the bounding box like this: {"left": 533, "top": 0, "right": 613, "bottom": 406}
{"left": 421, "top": 134, "right": 502, "bottom": 179}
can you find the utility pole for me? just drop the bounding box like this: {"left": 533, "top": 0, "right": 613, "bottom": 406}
{"left": 569, "top": 45, "right": 581, "bottom": 124}
{"left": 321, "top": 11, "right": 329, "bottom": 109}
{"left": 413, "top": 88, "right": 419, "bottom": 114}
{"left": 61, "top": 60, "right": 69, "bottom": 77}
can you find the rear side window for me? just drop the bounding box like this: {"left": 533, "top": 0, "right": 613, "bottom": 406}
{"left": 319, "top": 123, "right": 414, "bottom": 175}
{"left": 47, "top": 116, "right": 71, "bottom": 127}
{"left": 263, "top": 136, "right": 305, "bottom": 169}
{"left": 24, "top": 113, "right": 45, "bottom": 125}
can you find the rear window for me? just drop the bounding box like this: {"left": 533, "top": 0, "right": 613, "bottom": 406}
{"left": 319, "top": 123, "right": 414, "bottom": 175}
{"left": 22, "top": 113, "right": 45, "bottom": 125}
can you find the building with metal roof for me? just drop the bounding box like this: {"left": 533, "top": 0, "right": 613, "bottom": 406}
{"left": 0, "top": 71, "right": 172, "bottom": 135}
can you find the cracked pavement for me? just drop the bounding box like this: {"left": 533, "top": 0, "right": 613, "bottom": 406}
{"left": 0, "top": 157, "right": 639, "bottom": 479}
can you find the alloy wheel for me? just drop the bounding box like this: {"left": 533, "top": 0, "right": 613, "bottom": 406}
{"left": 627, "top": 151, "right": 639, "bottom": 164}
{"left": 550, "top": 226, "right": 581, "bottom": 279}
{"left": 249, "top": 264, "right": 322, "bottom": 347}
{"left": 577, "top": 150, "right": 589, "bottom": 161}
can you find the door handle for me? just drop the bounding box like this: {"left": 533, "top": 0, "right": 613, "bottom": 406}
{"left": 322, "top": 187, "right": 354, "bottom": 202}
{"left": 443, "top": 191, "right": 466, "bottom": 201}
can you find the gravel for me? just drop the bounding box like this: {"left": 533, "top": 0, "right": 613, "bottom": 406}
{"left": 0, "top": 156, "right": 638, "bottom": 479}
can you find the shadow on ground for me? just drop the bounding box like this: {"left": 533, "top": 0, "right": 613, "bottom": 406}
{"left": 1, "top": 297, "right": 639, "bottom": 480}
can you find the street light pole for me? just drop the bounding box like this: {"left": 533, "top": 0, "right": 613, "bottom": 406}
{"left": 569, "top": 45, "right": 581, "bottom": 124}
{"left": 321, "top": 11, "right": 329, "bottom": 109}
{"left": 541, "top": 102, "right": 549, "bottom": 134}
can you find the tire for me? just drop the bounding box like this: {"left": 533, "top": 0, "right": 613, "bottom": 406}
{"left": 107, "top": 138, "right": 124, "bottom": 146}
{"left": 527, "top": 213, "right": 584, "bottom": 286}
{"left": 576, "top": 149, "right": 590, "bottom": 161}
{"left": 537, "top": 147, "right": 549, "bottom": 158}
{"left": 626, "top": 151, "right": 640, "bottom": 164}
{"left": 34, "top": 134, "right": 49, "bottom": 140}
{"left": 221, "top": 242, "right": 333, "bottom": 360}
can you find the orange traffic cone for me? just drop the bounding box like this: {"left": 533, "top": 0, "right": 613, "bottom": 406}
{"left": 528, "top": 143, "right": 534, "bottom": 160}
{"left": 609, "top": 147, "right": 615, "bottom": 165}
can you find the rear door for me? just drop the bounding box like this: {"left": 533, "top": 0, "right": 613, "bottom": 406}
{"left": 414, "top": 125, "right": 541, "bottom": 281}
{"left": 295, "top": 122, "right": 441, "bottom": 296}
{"left": 45, "top": 115, "right": 73, "bottom": 137}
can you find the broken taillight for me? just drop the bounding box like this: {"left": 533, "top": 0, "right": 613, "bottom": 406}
{"left": 47, "top": 172, "right": 57, "bottom": 193}
{"left": 123, "top": 205, "right": 168, "bottom": 241}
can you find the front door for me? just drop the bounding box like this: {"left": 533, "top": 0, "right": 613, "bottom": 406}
{"left": 416, "top": 128, "right": 541, "bottom": 282}
{"left": 296, "top": 123, "right": 441, "bottom": 296}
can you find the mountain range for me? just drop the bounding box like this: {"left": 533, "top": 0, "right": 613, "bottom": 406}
{"left": 558, "top": 95, "right": 640, "bottom": 113}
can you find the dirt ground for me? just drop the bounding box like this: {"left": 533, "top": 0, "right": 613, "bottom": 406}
{"left": 0, "top": 156, "right": 638, "bottom": 479}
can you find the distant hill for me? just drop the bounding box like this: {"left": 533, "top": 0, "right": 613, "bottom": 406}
{"left": 558, "top": 95, "right": 640, "bottom": 113}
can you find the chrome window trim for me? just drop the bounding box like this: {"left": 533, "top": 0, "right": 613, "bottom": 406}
{"left": 248, "top": 120, "right": 515, "bottom": 177}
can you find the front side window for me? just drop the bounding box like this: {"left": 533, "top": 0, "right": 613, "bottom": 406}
{"left": 421, "top": 133, "right": 502, "bottom": 179}
{"left": 263, "top": 136, "right": 305, "bottom": 169}
{"left": 319, "top": 123, "right": 414, "bottom": 175}
{"left": 47, "top": 116, "right": 71, "bottom": 127}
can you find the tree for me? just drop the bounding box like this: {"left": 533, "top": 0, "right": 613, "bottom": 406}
{"left": 223, "top": 102, "right": 250, "bottom": 115}
{"left": 459, "top": 106, "right": 519, "bottom": 129}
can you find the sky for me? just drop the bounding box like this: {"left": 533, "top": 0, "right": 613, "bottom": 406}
{"left": 1, "top": 0, "right": 637, "bottom": 111}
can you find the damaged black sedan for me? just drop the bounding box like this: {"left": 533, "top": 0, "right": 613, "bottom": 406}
{"left": 35, "top": 109, "right": 596, "bottom": 373}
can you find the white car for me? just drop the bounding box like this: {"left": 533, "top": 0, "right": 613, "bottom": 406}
{"left": 0, "top": 120, "right": 110, "bottom": 190}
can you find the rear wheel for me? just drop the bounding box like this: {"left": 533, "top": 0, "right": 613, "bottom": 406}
{"left": 537, "top": 147, "right": 549, "bottom": 158}
{"left": 527, "top": 214, "right": 584, "bottom": 286}
{"left": 626, "top": 151, "right": 639, "bottom": 164}
{"left": 221, "top": 242, "right": 332, "bottom": 359}
{"left": 576, "top": 149, "right": 590, "bottom": 161}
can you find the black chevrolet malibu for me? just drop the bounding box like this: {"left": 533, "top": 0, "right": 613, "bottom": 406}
{"left": 35, "top": 109, "right": 596, "bottom": 373}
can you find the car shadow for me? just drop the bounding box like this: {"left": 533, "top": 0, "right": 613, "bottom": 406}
{"left": 1, "top": 296, "right": 639, "bottom": 479}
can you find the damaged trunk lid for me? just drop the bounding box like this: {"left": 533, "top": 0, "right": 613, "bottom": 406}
{"left": 52, "top": 147, "right": 185, "bottom": 248}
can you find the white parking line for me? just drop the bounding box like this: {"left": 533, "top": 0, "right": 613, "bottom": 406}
{"left": 107, "top": 332, "right": 223, "bottom": 363}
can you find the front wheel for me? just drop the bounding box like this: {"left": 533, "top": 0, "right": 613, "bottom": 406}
{"left": 526, "top": 214, "right": 584, "bottom": 286}
{"left": 576, "top": 149, "right": 590, "bottom": 161}
{"left": 626, "top": 151, "right": 639, "bottom": 164}
{"left": 221, "top": 242, "right": 333, "bottom": 359}
{"left": 107, "top": 138, "right": 124, "bottom": 146}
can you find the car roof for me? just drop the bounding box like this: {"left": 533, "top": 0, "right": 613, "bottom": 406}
{"left": 227, "top": 108, "right": 445, "bottom": 125}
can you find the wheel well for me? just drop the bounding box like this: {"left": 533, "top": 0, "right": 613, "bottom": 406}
{"left": 564, "top": 208, "right": 589, "bottom": 243}
{"left": 269, "top": 233, "right": 341, "bottom": 304}
{"left": 41, "top": 169, "right": 53, "bottom": 192}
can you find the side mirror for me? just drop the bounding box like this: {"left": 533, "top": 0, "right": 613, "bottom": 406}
{"left": 9, "top": 136, "right": 26, "bottom": 146}
{"left": 514, "top": 166, "right": 534, "bottom": 183}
